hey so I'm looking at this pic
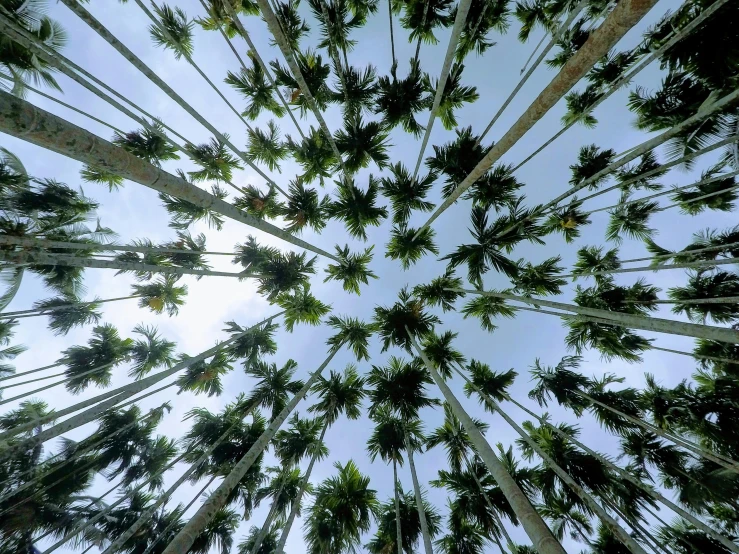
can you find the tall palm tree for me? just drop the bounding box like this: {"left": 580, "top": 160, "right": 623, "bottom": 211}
{"left": 249, "top": 466, "right": 305, "bottom": 554}
{"left": 304, "top": 460, "right": 378, "bottom": 554}
{"left": 374, "top": 59, "right": 432, "bottom": 137}
{"left": 175, "top": 348, "right": 234, "bottom": 397}
{"left": 380, "top": 162, "right": 436, "bottom": 226}
{"left": 323, "top": 246, "right": 378, "bottom": 295}
{"left": 326, "top": 175, "right": 388, "bottom": 241}
{"left": 367, "top": 490, "right": 442, "bottom": 554}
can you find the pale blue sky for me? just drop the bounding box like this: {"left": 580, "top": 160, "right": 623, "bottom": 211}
{"left": 1, "top": 0, "right": 733, "bottom": 552}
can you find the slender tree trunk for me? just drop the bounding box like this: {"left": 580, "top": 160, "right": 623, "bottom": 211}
{"left": 0, "top": 235, "right": 236, "bottom": 258}
{"left": 393, "top": 457, "right": 403, "bottom": 554}
{"left": 476, "top": 0, "right": 588, "bottom": 145}
{"left": 404, "top": 428, "right": 433, "bottom": 554}
{"left": 1, "top": 295, "right": 139, "bottom": 320}
{"left": 250, "top": 479, "right": 286, "bottom": 554}
{"left": 519, "top": 31, "right": 548, "bottom": 74}
{"left": 418, "top": 0, "right": 660, "bottom": 233}
{"left": 409, "top": 331, "right": 566, "bottom": 554}
{"left": 141, "top": 474, "right": 218, "bottom": 554}
{"left": 0, "top": 250, "right": 251, "bottom": 279}
{"left": 275, "top": 420, "right": 329, "bottom": 554}
{"left": 457, "top": 288, "right": 739, "bottom": 345}
{"left": 454, "top": 363, "right": 739, "bottom": 554}
{"left": 413, "top": 0, "right": 430, "bottom": 63}
{"left": 412, "top": 0, "right": 472, "bottom": 178}
{"left": 0, "top": 360, "right": 116, "bottom": 392}
{"left": 252, "top": 0, "right": 346, "bottom": 176}
{"left": 388, "top": 0, "right": 397, "bottom": 74}
{"left": 0, "top": 361, "right": 118, "bottom": 407}
{"left": 0, "top": 361, "right": 63, "bottom": 383}
{"left": 585, "top": 169, "right": 739, "bottom": 215}
{"left": 461, "top": 449, "right": 516, "bottom": 554}
{"left": 0, "top": 91, "right": 340, "bottom": 262}
{"left": 563, "top": 256, "right": 739, "bottom": 277}
{"left": 162, "top": 344, "right": 343, "bottom": 554}
{"left": 603, "top": 498, "right": 666, "bottom": 554}
{"left": 0, "top": 313, "right": 283, "bottom": 459}
{"left": 219, "top": 0, "right": 305, "bottom": 141}
{"left": 510, "top": 0, "right": 730, "bottom": 173}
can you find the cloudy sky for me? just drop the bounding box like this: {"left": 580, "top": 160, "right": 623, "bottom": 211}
{"left": 2, "top": 0, "right": 733, "bottom": 552}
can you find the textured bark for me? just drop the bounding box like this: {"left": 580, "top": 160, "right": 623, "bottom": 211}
{"left": 0, "top": 91, "right": 339, "bottom": 262}
{"left": 253, "top": 0, "right": 345, "bottom": 172}
{"left": 404, "top": 430, "right": 434, "bottom": 554}
{"left": 275, "top": 420, "right": 329, "bottom": 554}
{"left": 457, "top": 289, "right": 739, "bottom": 344}
{"left": 162, "top": 344, "right": 342, "bottom": 554}
{"left": 393, "top": 457, "right": 403, "bottom": 554}
{"left": 477, "top": 0, "right": 588, "bottom": 144}
{"left": 0, "top": 313, "right": 283, "bottom": 458}
{"left": 413, "top": 0, "right": 472, "bottom": 177}
{"left": 419, "top": 0, "right": 660, "bottom": 231}
{"left": 409, "top": 331, "right": 566, "bottom": 554}
{"left": 0, "top": 250, "right": 250, "bottom": 278}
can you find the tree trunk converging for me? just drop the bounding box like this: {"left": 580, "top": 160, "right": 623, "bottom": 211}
{"left": 418, "top": 0, "right": 660, "bottom": 232}
{"left": 0, "top": 91, "right": 340, "bottom": 262}
{"left": 404, "top": 429, "right": 434, "bottom": 554}
{"left": 393, "top": 456, "right": 403, "bottom": 554}
{"left": 275, "top": 420, "right": 329, "bottom": 554}
{"left": 249, "top": 479, "right": 285, "bottom": 554}
{"left": 409, "top": 330, "right": 566, "bottom": 554}
{"left": 162, "top": 344, "right": 343, "bottom": 554}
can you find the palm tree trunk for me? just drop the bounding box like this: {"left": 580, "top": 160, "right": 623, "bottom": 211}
{"left": 413, "top": 0, "right": 430, "bottom": 63}
{"left": 649, "top": 345, "right": 739, "bottom": 368}
{"left": 0, "top": 360, "right": 118, "bottom": 407}
{"left": 564, "top": 256, "right": 739, "bottom": 278}
{"left": 43, "top": 449, "right": 190, "bottom": 554}
{"left": 461, "top": 449, "right": 516, "bottom": 554}
{"left": 454, "top": 361, "right": 739, "bottom": 554}
{"left": 131, "top": 0, "right": 255, "bottom": 134}
{"left": 576, "top": 389, "right": 739, "bottom": 475}
{"left": 403, "top": 428, "right": 433, "bottom": 554}
{"left": 408, "top": 331, "right": 566, "bottom": 554}
{"left": 252, "top": 0, "right": 346, "bottom": 176}
{"left": 162, "top": 344, "right": 343, "bottom": 554}
{"left": 316, "top": 0, "right": 350, "bottom": 106}
{"left": 219, "top": 0, "right": 306, "bottom": 141}
{"left": 511, "top": 0, "right": 730, "bottom": 173}
{"left": 101, "top": 398, "right": 264, "bottom": 554}
{"left": 250, "top": 481, "right": 284, "bottom": 554}
{"left": 56, "top": 0, "right": 287, "bottom": 189}
{"left": 457, "top": 288, "right": 739, "bottom": 345}
{"left": 476, "top": 0, "right": 588, "bottom": 145}
{"left": 0, "top": 313, "right": 283, "bottom": 460}
{"left": 393, "top": 457, "right": 403, "bottom": 554}
{"left": 0, "top": 250, "right": 251, "bottom": 279}
{"left": 464, "top": 377, "right": 647, "bottom": 553}
{"left": 275, "top": 419, "right": 329, "bottom": 554}
{"left": 412, "top": 0, "right": 472, "bottom": 178}
{"left": 141, "top": 474, "right": 218, "bottom": 554}
{"left": 518, "top": 31, "right": 548, "bottom": 74}
{"left": 584, "top": 169, "right": 739, "bottom": 215}
{"left": 417, "top": 0, "right": 659, "bottom": 233}
{"left": 602, "top": 498, "right": 666, "bottom": 554}
{"left": 0, "top": 91, "right": 341, "bottom": 263}
{"left": 1, "top": 295, "right": 140, "bottom": 320}
{"left": 388, "top": 0, "right": 397, "bottom": 74}
{"left": 0, "top": 235, "right": 236, "bottom": 258}
{"left": 0, "top": 361, "right": 63, "bottom": 383}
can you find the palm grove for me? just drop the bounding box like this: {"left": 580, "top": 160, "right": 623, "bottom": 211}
{"left": 0, "top": 0, "right": 738, "bottom": 552}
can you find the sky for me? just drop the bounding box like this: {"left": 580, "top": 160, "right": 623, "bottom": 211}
{"left": 1, "top": 0, "right": 735, "bottom": 552}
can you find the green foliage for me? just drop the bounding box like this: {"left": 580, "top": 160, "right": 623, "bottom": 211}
{"left": 324, "top": 244, "right": 378, "bottom": 295}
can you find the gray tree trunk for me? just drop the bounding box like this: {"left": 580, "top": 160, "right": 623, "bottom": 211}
{"left": 413, "top": 0, "right": 472, "bottom": 177}
{"left": 250, "top": 478, "right": 286, "bottom": 554}
{"left": 0, "top": 91, "right": 340, "bottom": 263}
{"left": 275, "top": 420, "right": 329, "bottom": 554}
{"left": 409, "top": 331, "right": 566, "bottom": 554}
{"left": 404, "top": 429, "right": 434, "bottom": 554}
{"left": 0, "top": 313, "right": 283, "bottom": 459}
{"left": 457, "top": 289, "right": 739, "bottom": 345}
{"left": 162, "top": 344, "right": 343, "bottom": 554}
{"left": 418, "top": 0, "right": 659, "bottom": 233}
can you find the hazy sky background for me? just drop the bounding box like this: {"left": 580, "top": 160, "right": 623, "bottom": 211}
{"left": 1, "top": 0, "right": 734, "bottom": 552}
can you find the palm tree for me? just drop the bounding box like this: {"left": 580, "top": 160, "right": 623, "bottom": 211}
{"left": 323, "top": 245, "right": 378, "bottom": 295}
{"left": 326, "top": 175, "right": 388, "bottom": 240}
{"left": 333, "top": 64, "right": 378, "bottom": 119}
{"left": 667, "top": 271, "right": 739, "bottom": 324}
{"left": 374, "top": 59, "right": 432, "bottom": 137}
{"left": 61, "top": 323, "right": 134, "bottom": 394}
{"left": 380, "top": 162, "right": 436, "bottom": 226}
{"left": 175, "top": 348, "right": 234, "bottom": 396}
{"left": 374, "top": 286, "right": 441, "bottom": 353}
{"left": 247, "top": 121, "right": 290, "bottom": 173}
{"left": 287, "top": 129, "right": 338, "bottom": 185}
{"left": 185, "top": 136, "right": 243, "bottom": 182}
{"left": 386, "top": 225, "right": 439, "bottom": 269}
{"left": 435, "top": 501, "right": 489, "bottom": 554}
{"left": 234, "top": 185, "right": 283, "bottom": 221}
{"left": 113, "top": 120, "right": 180, "bottom": 167}
{"left": 249, "top": 466, "right": 305, "bottom": 554}
{"left": 131, "top": 275, "right": 188, "bottom": 316}
{"left": 334, "top": 115, "right": 391, "bottom": 172}
{"left": 29, "top": 294, "right": 102, "bottom": 336}
{"left": 270, "top": 48, "right": 334, "bottom": 116}
{"left": 305, "top": 460, "right": 378, "bottom": 554}
{"left": 279, "top": 180, "right": 331, "bottom": 234}
{"left": 412, "top": 271, "right": 466, "bottom": 312}
{"left": 367, "top": 490, "right": 442, "bottom": 554}
{"left": 238, "top": 523, "right": 280, "bottom": 554}
{"left": 226, "top": 54, "right": 287, "bottom": 120}
{"left": 244, "top": 359, "right": 304, "bottom": 421}
{"left": 455, "top": 0, "right": 510, "bottom": 61}
{"left": 422, "top": 63, "right": 479, "bottom": 130}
